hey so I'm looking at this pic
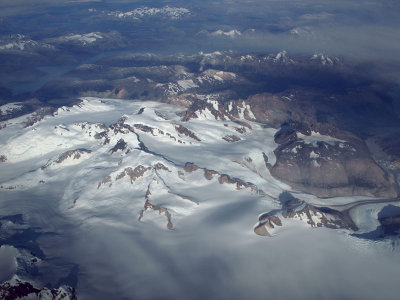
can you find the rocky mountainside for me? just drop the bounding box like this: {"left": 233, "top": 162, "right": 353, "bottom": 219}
{"left": 254, "top": 192, "right": 358, "bottom": 237}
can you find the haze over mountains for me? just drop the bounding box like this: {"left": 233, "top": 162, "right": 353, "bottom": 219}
{"left": 1, "top": 1, "right": 400, "bottom": 299}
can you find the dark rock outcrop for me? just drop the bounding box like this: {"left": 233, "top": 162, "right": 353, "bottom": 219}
{"left": 110, "top": 138, "right": 127, "bottom": 154}
{"left": 222, "top": 135, "right": 241, "bottom": 142}
{"left": 116, "top": 165, "right": 151, "bottom": 183}
{"left": 183, "top": 162, "right": 264, "bottom": 194}
{"left": 134, "top": 123, "right": 155, "bottom": 135}
{"left": 0, "top": 277, "right": 76, "bottom": 300}
{"left": 183, "top": 162, "right": 199, "bottom": 173}
{"left": 55, "top": 149, "right": 91, "bottom": 164}
{"left": 175, "top": 124, "right": 201, "bottom": 141}
{"left": 154, "top": 162, "right": 171, "bottom": 172}
{"left": 138, "top": 183, "right": 174, "bottom": 230}
{"left": 254, "top": 192, "right": 358, "bottom": 236}
{"left": 97, "top": 175, "right": 112, "bottom": 189}
{"left": 254, "top": 214, "right": 282, "bottom": 236}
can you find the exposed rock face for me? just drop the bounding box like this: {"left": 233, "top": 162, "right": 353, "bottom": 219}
{"left": 97, "top": 175, "right": 112, "bottom": 189}
{"left": 154, "top": 162, "right": 171, "bottom": 172}
{"left": 134, "top": 123, "right": 155, "bottom": 135}
{"left": 94, "top": 130, "right": 108, "bottom": 140}
{"left": 177, "top": 95, "right": 260, "bottom": 127}
{"left": 99, "top": 163, "right": 170, "bottom": 189}
{"left": 254, "top": 223, "right": 270, "bottom": 236}
{"left": 183, "top": 162, "right": 199, "bottom": 173}
{"left": 183, "top": 162, "right": 264, "bottom": 194}
{"left": 203, "top": 169, "right": 219, "bottom": 180}
{"left": 41, "top": 149, "right": 92, "bottom": 169}
{"left": 138, "top": 141, "right": 149, "bottom": 152}
{"left": 273, "top": 125, "right": 297, "bottom": 144}
{"left": 254, "top": 214, "right": 282, "bottom": 236}
{"left": 218, "top": 174, "right": 236, "bottom": 185}
{"left": 110, "top": 138, "right": 127, "bottom": 154}
{"left": 55, "top": 149, "right": 91, "bottom": 164}
{"left": 179, "top": 98, "right": 218, "bottom": 121}
{"left": 0, "top": 276, "right": 76, "bottom": 300}
{"left": 283, "top": 203, "right": 357, "bottom": 230}
{"left": 262, "top": 152, "right": 272, "bottom": 170}
{"left": 132, "top": 123, "right": 189, "bottom": 144}
{"left": 270, "top": 124, "right": 399, "bottom": 198}
{"left": 247, "top": 94, "right": 291, "bottom": 127}
{"left": 85, "top": 117, "right": 134, "bottom": 150}
{"left": 116, "top": 165, "right": 151, "bottom": 183}
{"left": 254, "top": 193, "right": 358, "bottom": 236}
{"left": 175, "top": 124, "right": 201, "bottom": 141}
{"left": 222, "top": 135, "right": 241, "bottom": 142}
{"left": 138, "top": 183, "right": 174, "bottom": 230}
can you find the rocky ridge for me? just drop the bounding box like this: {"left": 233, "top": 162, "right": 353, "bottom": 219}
{"left": 254, "top": 193, "right": 358, "bottom": 237}
{"left": 0, "top": 277, "right": 76, "bottom": 300}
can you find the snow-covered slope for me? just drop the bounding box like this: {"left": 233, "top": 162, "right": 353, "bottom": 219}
{"left": 1, "top": 97, "right": 399, "bottom": 299}
{"left": 1, "top": 97, "right": 398, "bottom": 235}
{"left": 0, "top": 97, "right": 288, "bottom": 230}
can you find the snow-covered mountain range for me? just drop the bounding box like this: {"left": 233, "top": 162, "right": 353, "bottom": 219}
{"left": 1, "top": 97, "right": 398, "bottom": 235}
{"left": 106, "top": 6, "right": 190, "bottom": 20}
{"left": 1, "top": 94, "right": 399, "bottom": 299}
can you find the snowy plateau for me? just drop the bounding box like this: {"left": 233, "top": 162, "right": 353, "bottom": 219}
{"left": 0, "top": 97, "right": 400, "bottom": 299}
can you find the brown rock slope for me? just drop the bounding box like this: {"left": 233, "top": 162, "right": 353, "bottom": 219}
{"left": 270, "top": 124, "right": 398, "bottom": 198}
